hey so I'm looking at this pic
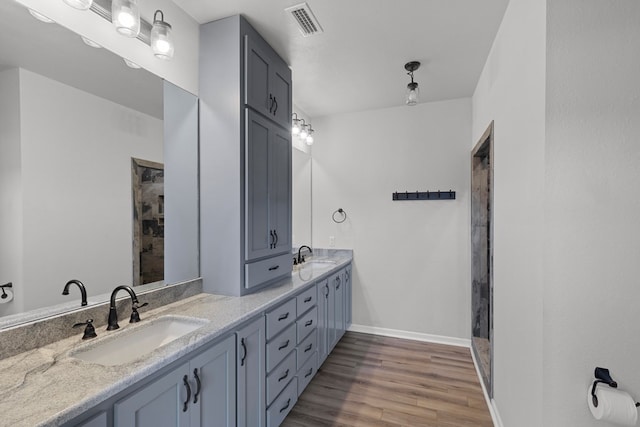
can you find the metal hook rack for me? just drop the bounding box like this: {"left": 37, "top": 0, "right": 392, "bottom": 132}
{"left": 392, "top": 190, "right": 456, "bottom": 201}
{"left": 332, "top": 208, "right": 347, "bottom": 223}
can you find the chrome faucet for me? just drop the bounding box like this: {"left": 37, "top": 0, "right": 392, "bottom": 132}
{"left": 62, "top": 279, "right": 88, "bottom": 306}
{"left": 297, "top": 245, "right": 313, "bottom": 264}
{"left": 107, "top": 285, "right": 148, "bottom": 330}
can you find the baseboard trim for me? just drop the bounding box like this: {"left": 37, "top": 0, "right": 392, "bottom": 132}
{"left": 348, "top": 324, "right": 471, "bottom": 348}
{"left": 469, "top": 344, "right": 503, "bottom": 427}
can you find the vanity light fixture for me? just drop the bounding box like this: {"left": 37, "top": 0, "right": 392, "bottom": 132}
{"left": 292, "top": 112, "right": 316, "bottom": 146}
{"left": 28, "top": 9, "right": 55, "bottom": 23}
{"left": 404, "top": 61, "right": 420, "bottom": 106}
{"left": 150, "top": 10, "right": 174, "bottom": 60}
{"left": 112, "top": 0, "right": 140, "bottom": 37}
{"left": 63, "top": 0, "right": 93, "bottom": 11}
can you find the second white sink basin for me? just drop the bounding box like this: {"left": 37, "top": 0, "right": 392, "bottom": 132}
{"left": 70, "top": 315, "right": 209, "bottom": 366}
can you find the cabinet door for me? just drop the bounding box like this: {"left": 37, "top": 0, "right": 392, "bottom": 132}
{"left": 345, "top": 265, "right": 352, "bottom": 328}
{"left": 334, "top": 272, "right": 346, "bottom": 345}
{"left": 245, "top": 35, "right": 272, "bottom": 118}
{"left": 237, "top": 316, "right": 266, "bottom": 427}
{"left": 114, "top": 363, "right": 190, "bottom": 427}
{"left": 269, "top": 126, "right": 292, "bottom": 254}
{"left": 270, "top": 60, "right": 292, "bottom": 130}
{"left": 316, "top": 279, "right": 329, "bottom": 364}
{"left": 327, "top": 275, "right": 337, "bottom": 349}
{"left": 246, "top": 110, "right": 272, "bottom": 261}
{"left": 190, "top": 334, "right": 236, "bottom": 427}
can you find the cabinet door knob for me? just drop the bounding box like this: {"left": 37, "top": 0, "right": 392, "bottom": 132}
{"left": 268, "top": 265, "right": 280, "bottom": 271}
{"left": 269, "top": 230, "right": 275, "bottom": 249}
{"left": 273, "top": 230, "right": 279, "bottom": 246}
{"left": 278, "top": 312, "right": 289, "bottom": 321}
{"left": 269, "top": 94, "right": 274, "bottom": 113}
{"left": 305, "top": 319, "right": 313, "bottom": 327}
{"left": 182, "top": 375, "right": 191, "bottom": 412}
{"left": 304, "top": 296, "right": 312, "bottom": 303}
{"left": 272, "top": 97, "right": 278, "bottom": 115}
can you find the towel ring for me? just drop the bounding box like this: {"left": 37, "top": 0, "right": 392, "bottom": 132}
{"left": 332, "top": 208, "right": 347, "bottom": 223}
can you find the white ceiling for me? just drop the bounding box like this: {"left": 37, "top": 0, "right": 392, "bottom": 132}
{"left": 173, "top": 0, "right": 509, "bottom": 118}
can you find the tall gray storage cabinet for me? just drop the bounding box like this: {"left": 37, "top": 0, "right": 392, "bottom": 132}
{"left": 200, "top": 15, "right": 293, "bottom": 296}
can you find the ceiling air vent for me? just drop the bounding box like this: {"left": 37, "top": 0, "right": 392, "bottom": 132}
{"left": 285, "top": 2, "right": 324, "bottom": 37}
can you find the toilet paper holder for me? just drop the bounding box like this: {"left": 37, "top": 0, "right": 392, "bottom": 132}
{"left": 0, "top": 282, "right": 12, "bottom": 300}
{"left": 592, "top": 367, "right": 640, "bottom": 408}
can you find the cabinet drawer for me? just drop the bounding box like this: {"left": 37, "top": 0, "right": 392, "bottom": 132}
{"left": 296, "top": 306, "right": 317, "bottom": 343}
{"left": 297, "top": 328, "right": 316, "bottom": 369}
{"left": 266, "top": 350, "right": 296, "bottom": 405}
{"left": 266, "top": 376, "right": 297, "bottom": 427}
{"left": 266, "top": 323, "right": 296, "bottom": 373}
{"left": 245, "top": 253, "right": 293, "bottom": 290}
{"left": 297, "top": 351, "right": 318, "bottom": 397}
{"left": 296, "top": 286, "right": 316, "bottom": 316}
{"left": 266, "top": 297, "right": 296, "bottom": 340}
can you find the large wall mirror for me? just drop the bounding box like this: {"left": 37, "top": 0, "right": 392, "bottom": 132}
{"left": 0, "top": 1, "right": 199, "bottom": 326}
{"left": 292, "top": 143, "right": 312, "bottom": 249}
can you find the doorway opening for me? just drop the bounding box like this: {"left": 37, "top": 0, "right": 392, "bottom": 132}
{"left": 132, "top": 158, "right": 165, "bottom": 286}
{"left": 471, "top": 121, "right": 494, "bottom": 397}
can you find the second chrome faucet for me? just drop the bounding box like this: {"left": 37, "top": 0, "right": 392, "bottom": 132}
{"left": 107, "top": 285, "right": 148, "bottom": 330}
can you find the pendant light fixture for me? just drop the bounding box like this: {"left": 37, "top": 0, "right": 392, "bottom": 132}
{"left": 291, "top": 112, "right": 316, "bottom": 146}
{"left": 63, "top": 0, "right": 93, "bottom": 10}
{"left": 112, "top": 0, "right": 140, "bottom": 37}
{"left": 151, "top": 10, "right": 174, "bottom": 59}
{"left": 404, "top": 61, "right": 420, "bottom": 106}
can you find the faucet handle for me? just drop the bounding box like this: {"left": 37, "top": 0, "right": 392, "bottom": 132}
{"left": 73, "top": 319, "right": 97, "bottom": 340}
{"left": 130, "top": 302, "right": 149, "bottom": 323}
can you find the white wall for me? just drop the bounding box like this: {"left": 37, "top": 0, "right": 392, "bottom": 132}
{"left": 313, "top": 98, "right": 471, "bottom": 339}
{"left": 292, "top": 106, "right": 312, "bottom": 249}
{"left": 543, "top": 1, "right": 640, "bottom": 425}
{"left": 471, "top": 0, "right": 546, "bottom": 424}
{"left": 16, "top": 0, "right": 199, "bottom": 95}
{"left": 0, "top": 69, "right": 24, "bottom": 316}
{"left": 17, "top": 69, "right": 162, "bottom": 311}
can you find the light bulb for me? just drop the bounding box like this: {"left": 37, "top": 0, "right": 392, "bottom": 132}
{"left": 63, "top": 0, "right": 93, "bottom": 10}
{"left": 306, "top": 134, "right": 314, "bottom": 145}
{"left": 299, "top": 126, "right": 308, "bottom": 140}
{"left": 112, "top": 0, "right": 140, "bottom": 38}
{"left": 292, "top": 121, "right": 300, "bottom": 135}
{"left": 151, "top": 11, "right": 174, "bottom": 60}
{"left": 406, "top": 82, "right": 419, "bottom": 106}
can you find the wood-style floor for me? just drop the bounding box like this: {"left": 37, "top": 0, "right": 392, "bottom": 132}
{"left": 283, "top": 332, "right": 494, "bottom": 427}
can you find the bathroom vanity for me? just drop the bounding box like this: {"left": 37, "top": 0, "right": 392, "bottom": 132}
{"left": 0, "top": 252, "right": 352, "bottom": 427}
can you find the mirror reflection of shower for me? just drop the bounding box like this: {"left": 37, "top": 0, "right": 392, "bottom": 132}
{"left": 132, "top": 158, "right": 164, "bottom": 286}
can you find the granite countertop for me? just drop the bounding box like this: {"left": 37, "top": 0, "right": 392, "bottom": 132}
{"left": 0, "top": 252, "right": 352, "bottom": 427}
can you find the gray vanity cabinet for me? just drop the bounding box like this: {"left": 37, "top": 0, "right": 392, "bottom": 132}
{"left": 245, "top": 110, "right": 292, "bottom": 262}
{"left": 236, "top": 316, "right": 266, "bottom": 427}
{"left": 113, "top": 334, "right": 236, "bottom": 427}
{"left": 344, "top": 265, "right": 353, "bottom": 328}
{"left": 200, "top": 15, "right": 293, "bottom": 296}
{"left": 245, "top": 34, "right": 292, "bottom": 130}
{"left": 329, "top": 271, "right": 346, "bottom": 351}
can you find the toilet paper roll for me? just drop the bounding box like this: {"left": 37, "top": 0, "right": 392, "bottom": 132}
{"left": 588, "top": 385, "right": 638, "bottom": 426}
{"left": 0, "top": 288, "right": 13, "bottom": 304}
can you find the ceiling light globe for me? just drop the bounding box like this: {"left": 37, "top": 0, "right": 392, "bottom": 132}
{"left": 112, "top": 0, "right": 140, "bottom": 38}
{"left": 406, "top": 83, "right": 419, "bottom": 106}
{"left": 63, "top": 0, "right": 93, "bottom": 10}
{"left": 151, "top": 12, "right": 174, "bottom": 60}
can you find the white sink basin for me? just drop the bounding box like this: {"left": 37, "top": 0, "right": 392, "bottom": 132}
{"left": 70, "top": 315, "right": 209, "bottom": 366}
